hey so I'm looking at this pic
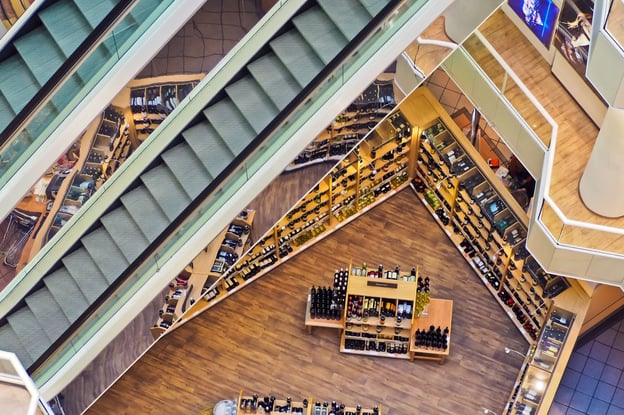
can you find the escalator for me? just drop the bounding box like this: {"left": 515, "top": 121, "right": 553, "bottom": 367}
{"left": 0, "top": 0, "right": 401, "bottom": 371}
{"left": 0, "top": 0, "right": 144, "bottom": 140}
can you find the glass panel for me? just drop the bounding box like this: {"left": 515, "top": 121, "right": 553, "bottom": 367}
{"left": 559, "top": 222, "right": 624, "bottom": 255}
{"left": 540, "top": 198, "right": 624, "bottom": 256}
{"left": 462, "top": 33, "right": 552, "bottom": 148}
{"left": 0, "top": 0, "right": 177, "bottom": 190}
{"left": 539, "top": 199, "right": 564, "bottom": 241}
{"left": 605, "top": 0, "right": 624, "bottom": 50}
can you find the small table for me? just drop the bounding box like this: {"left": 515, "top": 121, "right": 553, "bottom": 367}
{"left": 410, "top": 298, "right": 453, "bottom": 364}
{"left": 304, "top": 293, "right": 344, "bottom": 334}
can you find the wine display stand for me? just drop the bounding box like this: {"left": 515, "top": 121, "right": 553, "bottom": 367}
{"left": 410, "top": 298, "right": 453, "bottom": 364}
{"left": 504, "top": 307, "right": 575, "bottom": 415}
{"left": 340, "top": 268, "right": 418, "bottom": 360}
{"left": 232, "top": 390, "right": 381, "bottom": 415}
{"left": 150, "top": 210, "right": 254, "bottom": 339}
{"left": 304, "top": 261, "right": 453, "bottom": 363}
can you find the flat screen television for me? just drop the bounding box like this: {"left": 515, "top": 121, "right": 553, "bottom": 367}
{"left": 508, "top": 0, "right": 560, "bottom": 47}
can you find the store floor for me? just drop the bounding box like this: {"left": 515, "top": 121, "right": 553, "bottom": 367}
{"left": 550, "top": 313, "right": 624, "bottom": 415}
{"left": 84, "top": 188, "right": 528, "bottom": 414}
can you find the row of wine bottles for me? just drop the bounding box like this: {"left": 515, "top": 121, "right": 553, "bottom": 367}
{"left": 344, "top": 338, "right": 409, "bottom": 354}
{"left": 238, "top": 393, "right": 380, "bottom": 415}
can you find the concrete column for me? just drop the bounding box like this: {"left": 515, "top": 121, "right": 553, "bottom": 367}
{"left": 579, "top": 106, "right": 624, "bottom": 217}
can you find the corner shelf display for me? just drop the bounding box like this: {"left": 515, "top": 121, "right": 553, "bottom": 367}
{"left": 130, "top": 80, "right": 200, "bottom": 142}
{"left": 231, "top": 391, "right": 381, "bottom": 415}
{"left": 505, "top": 307, "right": 575, "bottom": 415}
{"left": 45, "top": 106, "right": 129, "bottom": 244}
{"left": 184, "top": 107, "right": 414, "bottom": 320}
{"left": 150, "top": 210, "right": 254, "bottom": 338}
{"left": 287, "top": 78, "right": 396, "bottom": 171}
{"left": 410, "top": 107, "right": 570, "bottom": 342}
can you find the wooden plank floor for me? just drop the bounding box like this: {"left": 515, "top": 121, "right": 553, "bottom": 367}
{"left": 86, "top": 188, "right": 528, "bottom": 415}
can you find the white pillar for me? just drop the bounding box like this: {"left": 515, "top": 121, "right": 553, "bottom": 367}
{"left": 579, "top": 106, "right": 624, "bottom": 217}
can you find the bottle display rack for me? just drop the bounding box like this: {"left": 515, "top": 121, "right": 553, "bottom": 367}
{"left": 130, "top": 80, "right": 200, "bottom": 141}
{"left": 340, "top": 268, "right": 419, "bottom": 360}
{"left": 410, "top": 114, "right": 571, "bottom": 342}
{"left": 230, "top": 391, "right": 381, "bottom": 415}
{"left": 287, "top": 78, "right": 396, "bottom": 171}
{"left": 150, "top": 210, "right": 254, "bottom": 338}
{"left": 504, "top": 307, "right": 575, "bottom": 415}
{"left": 304, "top": 260, "right": 452, "bottom": 363}
{"left": 45, "top": 106, "right": 129, "bottom": 244}
{"left": 182, "top": 106, "right": 415, "bottom": 321}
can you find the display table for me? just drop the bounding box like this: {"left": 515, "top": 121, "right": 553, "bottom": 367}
{"left": 410, "top": 298, "right": 453, "bottom": 364}
{"left": 304, "top": 292, "right": 344, "bottom": 334}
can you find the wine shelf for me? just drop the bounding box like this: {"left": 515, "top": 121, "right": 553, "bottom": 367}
{"left": 130, "top": 80, "right": 201, "bottom": 142}
{"left": 227, "top": 391, "right": 382, "bottom": 415}
{"left": 407, "top": 107, "right": 575, "bottom": 342}
{"left": 150, "top": 210, "right": 255, "bottom": 338}
{"left": 287, "top": 78, "right": 396, "bottom": 171}
{"left": 504, "top": 307, "right": 575, "bottom": 415}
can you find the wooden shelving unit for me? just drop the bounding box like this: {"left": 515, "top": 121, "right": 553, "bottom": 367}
{"left": 230, "top": 391, "right": 381, "bottom": 415}
{"left": 129, "top": 80, "right": 200, "bottom": 142}
{"left": 340, "top": 273, "right": 417, "bottom": 360}
{"left": 287, "top": 77, "right": 396, "bottom": 171}
{"left": 404, "top": 88, "right": 572, "bottom": 343}
{"left": 150, "top": 210, "right": 254, "bottom": 339}
{"left": 410, "top": 298, "right": 453, "bottom": 364}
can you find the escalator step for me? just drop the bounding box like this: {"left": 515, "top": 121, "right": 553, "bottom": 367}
{"left": 24, "top": 287, "right": 71, "bottom": 341}
{"left": 0, "top": 55, "right": 40, "bottom": 113}
{"left": 359, "top": 0, "right": 391, "bottom": 16}
{"left": 225, "top": 76, "right": 279, "bottom": 134}
{"left": 73, "top": 0, "right": 119, "bottom": 29}
{"left": 203, "top": 99, "right": 256, "bottom": 155}
{"left": 270, "top": 30, "right": 324, "bottom": 88}
{"left": 140, "top": 164, "right": 190, "bottom": 221}
{"left": 7, "top": 307, "right": 51, "bottom": 362}
{"left": 38, "top": 1, "right": 92, "bottom": 56}
{"left": 99, "top": 206, "right": 150, "bottom": 263}
{"left": 247, "top": 53, "right": 301, "bottom": 111}
{"left": 81, "top": 227, "right": 129, "bottom": 283}
{"left": 120, "top": 185, "right": 170, "bottom": 242}
{"left": 161, "top": 142, "right": 212, "bottom": 199}
{"left": 317, "top": 0, "right": 372, "bottom": 40}
{"left": 293, "top": 6, "right": 347, "bottom": 64}
{"left": 44, "top": 268, "right": 90, "bottom": 323}
{"left": 181, "top": 121, "right": 235, "bottom": 178}
{"left": 62, "top": 248, "right": 110, "bottom": 302}
{"left": 0, "top": 325, "right": 32, "bottom": 367}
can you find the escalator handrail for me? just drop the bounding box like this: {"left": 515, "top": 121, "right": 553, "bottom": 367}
{"left": 0, "top": 0, "right": 137, "bottom": 145}
{"left": 0, "top": 0, "right": 47, "bottom": 53}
